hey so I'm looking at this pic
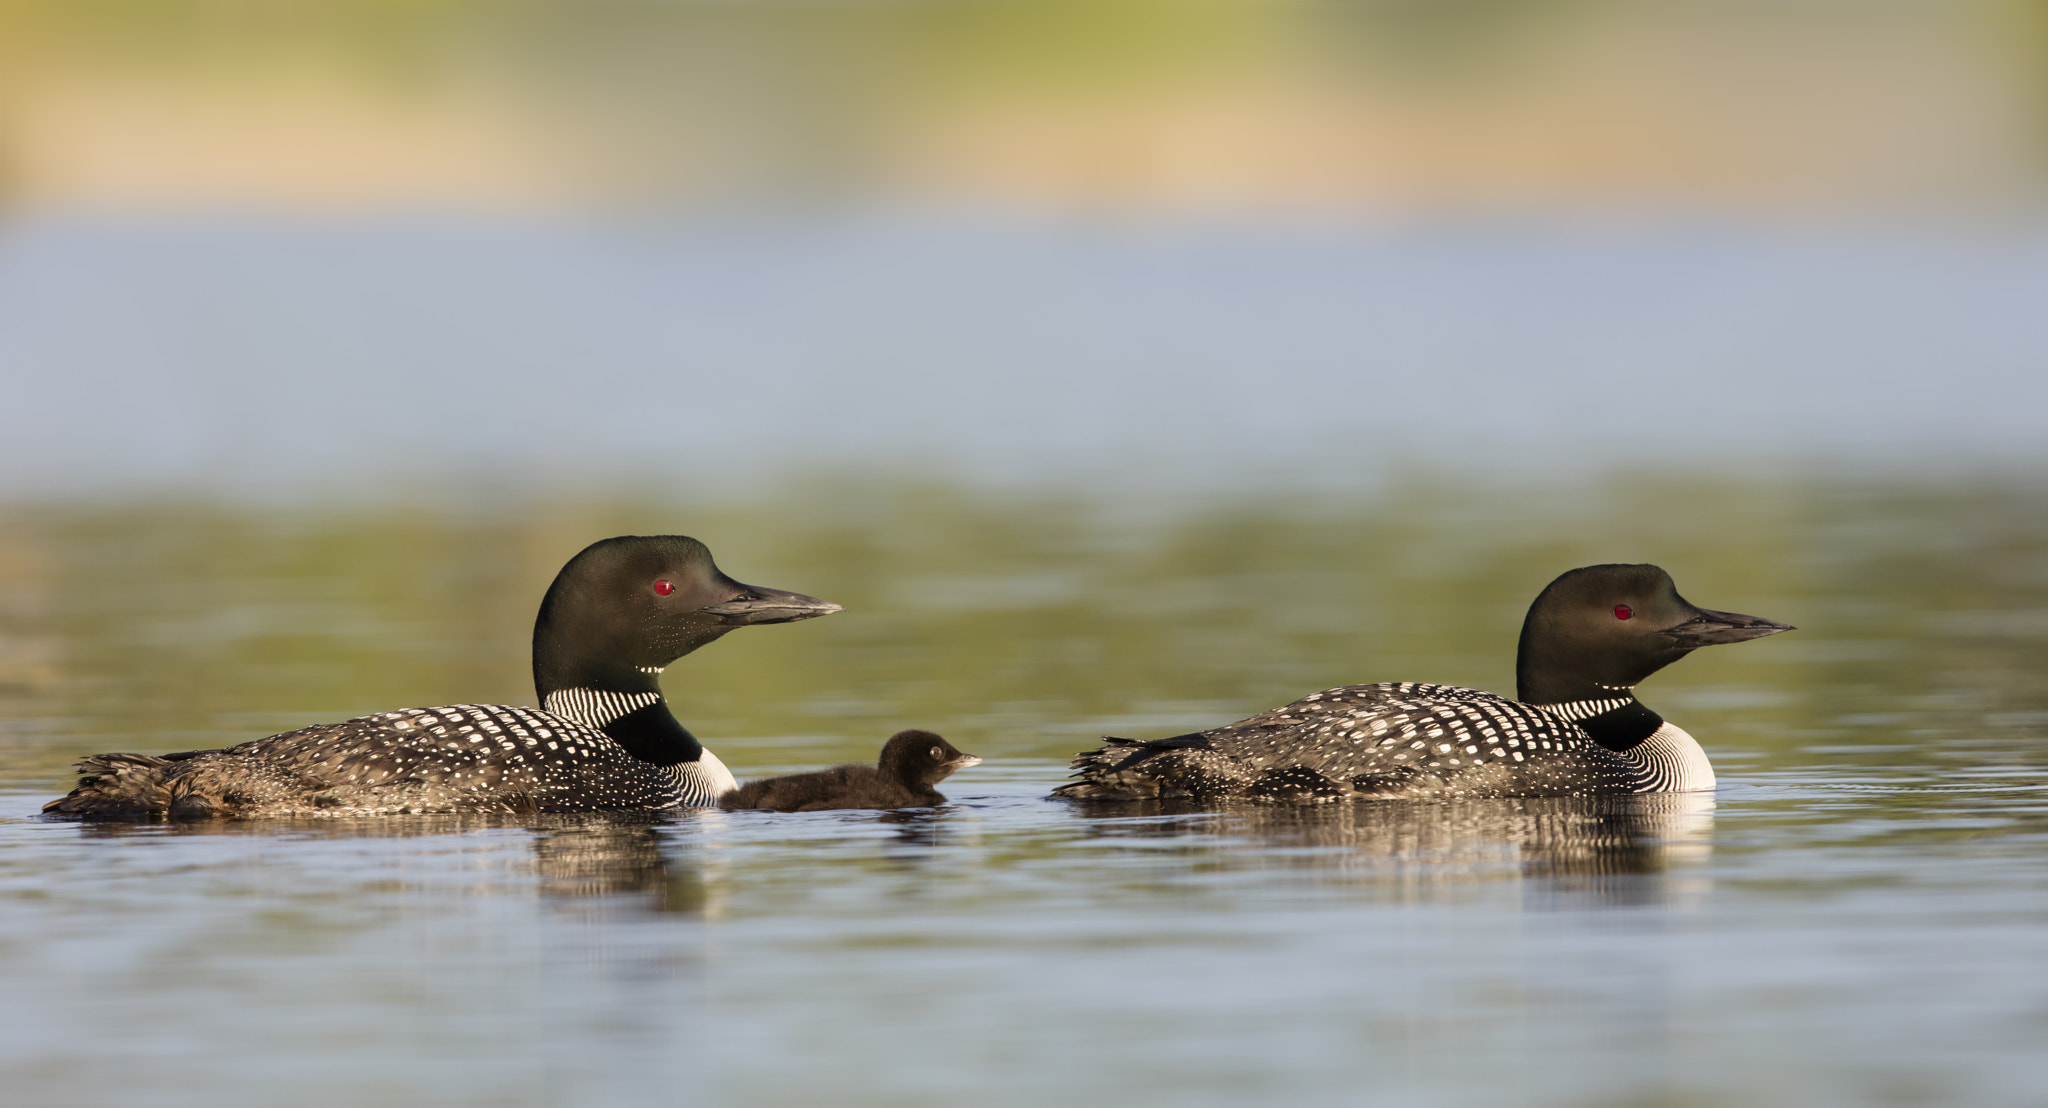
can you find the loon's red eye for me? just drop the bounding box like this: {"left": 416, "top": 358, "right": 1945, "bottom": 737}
{"left": 1614, "top": 604, "right": 1634, "bottom": 620}
{"left": 654, "top": 580, "right": 675, "bottom": 596}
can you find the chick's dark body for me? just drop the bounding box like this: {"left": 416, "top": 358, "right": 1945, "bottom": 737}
{"left": 722, "top": 730, "right": 980, "bottom": 812}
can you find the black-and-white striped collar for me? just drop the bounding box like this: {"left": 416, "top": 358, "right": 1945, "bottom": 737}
{"left": 543, "top": 687, "right": 663, "bottom": 729}
{"left": 1537, "top": 695, "right": 1637, "bottom": 723}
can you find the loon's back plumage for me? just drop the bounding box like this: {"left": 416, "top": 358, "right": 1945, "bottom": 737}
{"left": 1056, "top": 682, "right": 1707, "bottom": 801}
{"left": 1055, "top": 564, "right": 1790, "bottom": 803}
{"left": 140, "top": 705, "right": 730, "bottom": 818}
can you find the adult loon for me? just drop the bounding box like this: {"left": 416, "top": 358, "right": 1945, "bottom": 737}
{"left": 1053, "top": 563, "right": 1791, "bottom": 803}
{"left": 720, "top": 729, "right": 982, "bottom": 812}
{"left": 45, "top": 535, "right": 842, "bottom": 818}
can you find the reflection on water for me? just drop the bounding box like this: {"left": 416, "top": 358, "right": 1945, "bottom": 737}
{"left": 12, "top": 761, "right": 2046, "bottom": 1106}
{"left": 63, "top": 809, "right": 719, "bottom": 912}
{"left": 873, "top": 808, "right": 951, "bottom": 849}
{"left": 529, "top": 818, "right": 682, "bottom": 904}
{"left": 45, "top": 787, "right": 1718, "bottom": 913}
{"left": 1068, "top": 792, "right": 1715, "bottom": 900}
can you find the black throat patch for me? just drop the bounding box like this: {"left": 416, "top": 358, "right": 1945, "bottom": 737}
{"left": 1570, "top": 699, "right": 1666, "bottom": 752}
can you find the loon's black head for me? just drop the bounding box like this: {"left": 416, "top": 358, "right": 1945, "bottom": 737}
{"left": 532, "top": 535, "right": 842, "bottom": 698}
{"left": 1514, "top": 563, "right": 1792, "bottom": 705}
{"left": 876, "top": 729, "right": 982, "bottom": 790}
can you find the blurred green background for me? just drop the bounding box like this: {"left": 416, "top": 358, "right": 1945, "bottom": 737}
{"left": 5, "top": 476, "right": 2044, "bottom": 787}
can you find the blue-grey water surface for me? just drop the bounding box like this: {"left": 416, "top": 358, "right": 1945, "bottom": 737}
{"left": 6, "top": 217, "right": 2048, "bottom": 496}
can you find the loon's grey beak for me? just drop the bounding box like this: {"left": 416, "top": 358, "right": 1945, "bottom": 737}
{"left": 945, "top": 754, "right": 983, "bottom": 771}
{"left": 1657, "top": 606, "right": 1795, "bottom": 648}
{"left": 702, "top": 585, "right": 844, "bottom": 626}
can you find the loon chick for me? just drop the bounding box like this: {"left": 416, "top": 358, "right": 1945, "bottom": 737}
{"left": 45, "top": 536, "right": 842, "bottom": 818}
{"left": 720, "top": 730, "right": 981, "bottom": 812}
{"left": 1053, "top": 564, "right": 1792, "bottom": 803}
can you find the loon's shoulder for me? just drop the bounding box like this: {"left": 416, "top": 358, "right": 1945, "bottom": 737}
{"left": 1197, "top": 682, "right": 1554, "bottom": 746}
{"left": 1258, "top": 682, "right": 1516, "bottom": 715}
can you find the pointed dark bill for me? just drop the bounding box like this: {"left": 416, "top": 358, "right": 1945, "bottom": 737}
{"left": 701, "top": 585, "right": 845, "bottom": 626}
{"left": 1657, "top": 606, "right": 1796, "bottom": 648}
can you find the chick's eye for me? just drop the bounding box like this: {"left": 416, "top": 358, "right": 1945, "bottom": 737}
{"left": 1614, "top": 604, "right": 1634, "bottom": 620}
{"left": 654, "top": 580, "right": 675, "bottom": 596}
{"left": 930, "top": 747, "right": 943, "bottom": 759}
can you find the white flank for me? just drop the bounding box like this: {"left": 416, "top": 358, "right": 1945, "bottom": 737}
{"left": 674, "top": 748, "right": 739, "bottom": 805}
{"left": 1629, "top": 721, "right": 1716, "bottom": 793}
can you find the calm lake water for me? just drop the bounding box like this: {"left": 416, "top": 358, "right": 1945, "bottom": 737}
{"left": 4, "top": 476, "right": 2047, "bottom": 1106}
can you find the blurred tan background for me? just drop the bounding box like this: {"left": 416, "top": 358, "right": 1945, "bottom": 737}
{"left": 3, "top": 0, "right": 2045, "bottom": 218}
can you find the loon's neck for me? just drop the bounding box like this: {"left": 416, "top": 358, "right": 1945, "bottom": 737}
{"left": 1531, "top": 691, "right": 1665, "bottom": 753}
{"left": 1529, "top": 691, "right": 1714, "bottom": 790}
{"left": 540, "top": 668, "right": 705, "bottom": 767}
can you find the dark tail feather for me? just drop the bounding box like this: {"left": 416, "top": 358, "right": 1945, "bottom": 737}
{"left": 1052, "top": 735, "right": 1203, "bottom": 800}
{"left": 43, "top": 753, "right": 180, "bottom": 816}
